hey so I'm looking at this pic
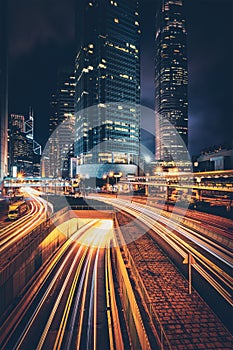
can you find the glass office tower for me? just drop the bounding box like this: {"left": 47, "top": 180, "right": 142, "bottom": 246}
{"left": 155, "top": 0, "right": 188, "bottom": 162}
{"left": 47, "top": 69, "right": 75, "bottom": 178}
{"left": 0, "top": 0, "right": 8, "bottom": 179}
{"left": 75, "top": 0, "right": 140, "bottom": 177}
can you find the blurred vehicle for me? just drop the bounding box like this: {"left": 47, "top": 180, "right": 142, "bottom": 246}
{"left": 8, "top": 201, "right": 28, "bottom": 220}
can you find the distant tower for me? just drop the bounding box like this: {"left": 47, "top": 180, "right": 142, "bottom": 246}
{"left": 0, "top": 0, "right": 8, "bottom": 179}
{"left": 25, "top": 107, "right": 41, "bottom": 156}
{"left": 74, "top": 0, "right": 141, "bottom": 177}
{"left": 25, "top": 107, "right": 34, "bottom": 140}
{"left": 155, "top": 0, "right": 188, "bottom": 162}
{"left": 8, "top": 114, "right": 34, "bottom": 176}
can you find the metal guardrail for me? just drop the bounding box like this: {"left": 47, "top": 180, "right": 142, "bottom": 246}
{"left": 70, "top": 205, "right": 113, "bottom": 211}
{"left": 112, "top": 244, "right": 151, "bottom": 350}
{"left": 0, "top": 204, "right": 114, "bottom": 268}
{"left": 126, "top": 251, "right": 172, "bottom": 350}
{"left": 114, "top": 217, "right": 172, "bottom": 350}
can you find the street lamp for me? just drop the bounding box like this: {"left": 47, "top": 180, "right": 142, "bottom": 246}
{"left": 44, "top": 181, "right": 49, "bottom": 220}
{"left": 53, "top": 177, "right": 57, "bottom": 195}
{"left": 155, "top": 166, "right": 163, "bottom": 174}
{"left": 103, "top": 172, "right": 114, "bottom": 192}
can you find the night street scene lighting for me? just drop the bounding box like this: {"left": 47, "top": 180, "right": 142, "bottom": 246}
{"left": 0, "top": 1, "right": 232, "bottom": 349}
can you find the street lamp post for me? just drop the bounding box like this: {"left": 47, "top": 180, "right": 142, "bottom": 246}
{"left": 103, "top": 174, "right": 107, "bottom": 191}
{"left": 54, "top": 177, "right": 57, "bottom": 195}
{"left": 108, "top": 171, "right": 114, "bottom": 192}
{"left": 166, "top": 180, "right": 170, "bottom": 212}
{"left": 196, "top": 177, "right": 201, "bottom": 205}
{"left": 45, "top": 181, "right": 49, "bottom": 220}
{"left": 114, "top": 172, "right": 122, "bottom": 197}
{"left": 103, "top": 172, "right": 114, "bottom": 192}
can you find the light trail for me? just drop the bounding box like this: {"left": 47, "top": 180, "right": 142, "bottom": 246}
{"left": 95, "top": 197, "right": 233, "bottom": 267}
{"left": 0, "top": 189, "right": 47, "bottom": 257}
{"left": 65, "top": 248, "right": 93, "bottom": 349}
{"left": 91, "top": 196, "right": 233, "bottom": 305}
{"left": 0, "top": 220, "right": 99, "bottom": 350}
{"left": 12, "top": 243, "right": 79, "bottom": 350}
{"left": 36, "top": 245, "right": 88, "bottom": 350}
{"left": 1, "top": 218, "right": 122, "bottom": 350}
{"left": 1, "top": 212, "right": 157, "bottom": 350}
{"left": 76, "top": 248, "right": 93, "bottom": 349}
{"left": 105, "top": 239, "right": 124, "bottom": 350}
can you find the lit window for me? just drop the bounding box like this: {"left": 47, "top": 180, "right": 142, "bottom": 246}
{"left": 114, "top": 18, "right": 119, "bottom": 23}
{"left": 120, "top": 74, "right": 129, "bottom": 79}
{"left": 98, "top": 63, "right": 107, "bottom": 69}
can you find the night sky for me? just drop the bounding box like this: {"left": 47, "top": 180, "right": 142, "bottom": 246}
{"left": 7, "top": 0, "right": 233, "bottom": 156}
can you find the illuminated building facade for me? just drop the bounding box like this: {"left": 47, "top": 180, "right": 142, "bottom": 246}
{"left": 195, "top": 143, "right": 233, "bottom": 171}
{"left": 74, "top": 0, "right": 140, "bottom": 177}
{"left": 47, "top": 69, "right": 75, "bottom": 178}
{"left": 49, "top": 93, "right": 59, "bottom": 136}
{"left": 8, "top": 114, "right": 34, "bottom": 176}
{"left": 155, "top": 0, "right": 188, "bottom": 162}
{"left": 0, "top": 0, "right": 8, "bottom": 179}
{"left": 10, "top": 114, "right": 25, "bottom": 133}
{"left": 49, "top": 70, "right": 75, "bottom": 136}
{"left": 8, "top": 112, "right": 41, "bottom": 177}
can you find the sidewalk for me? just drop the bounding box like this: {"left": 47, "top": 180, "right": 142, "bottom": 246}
{"left": 126, "top": 233, "right": 232, "bottom": 349}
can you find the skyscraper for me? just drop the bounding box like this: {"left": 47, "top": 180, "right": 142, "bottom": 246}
{"left": 155, "top": 0, "right": 188, "bottom": 162}
{"left": 47, "top": 69, "right": 75, "bottom": 178}
{"left": 0, "top": 0, "right": 8, "bottom": 179}
{"left": 74, "top": 0, "right": 141, "bottom": 177}
{"left": 8, "top": 114, "right": 34, "bottom": 176}
{"left": 8, "top": 112, "right": 41, "bottom": 177}
{"left": 49, "top": 93, "right": 58, "bottom": 137}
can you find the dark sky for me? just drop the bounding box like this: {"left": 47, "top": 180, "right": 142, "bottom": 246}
{"left": 7, "top": 0, "right": 233, "bottom": 156}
